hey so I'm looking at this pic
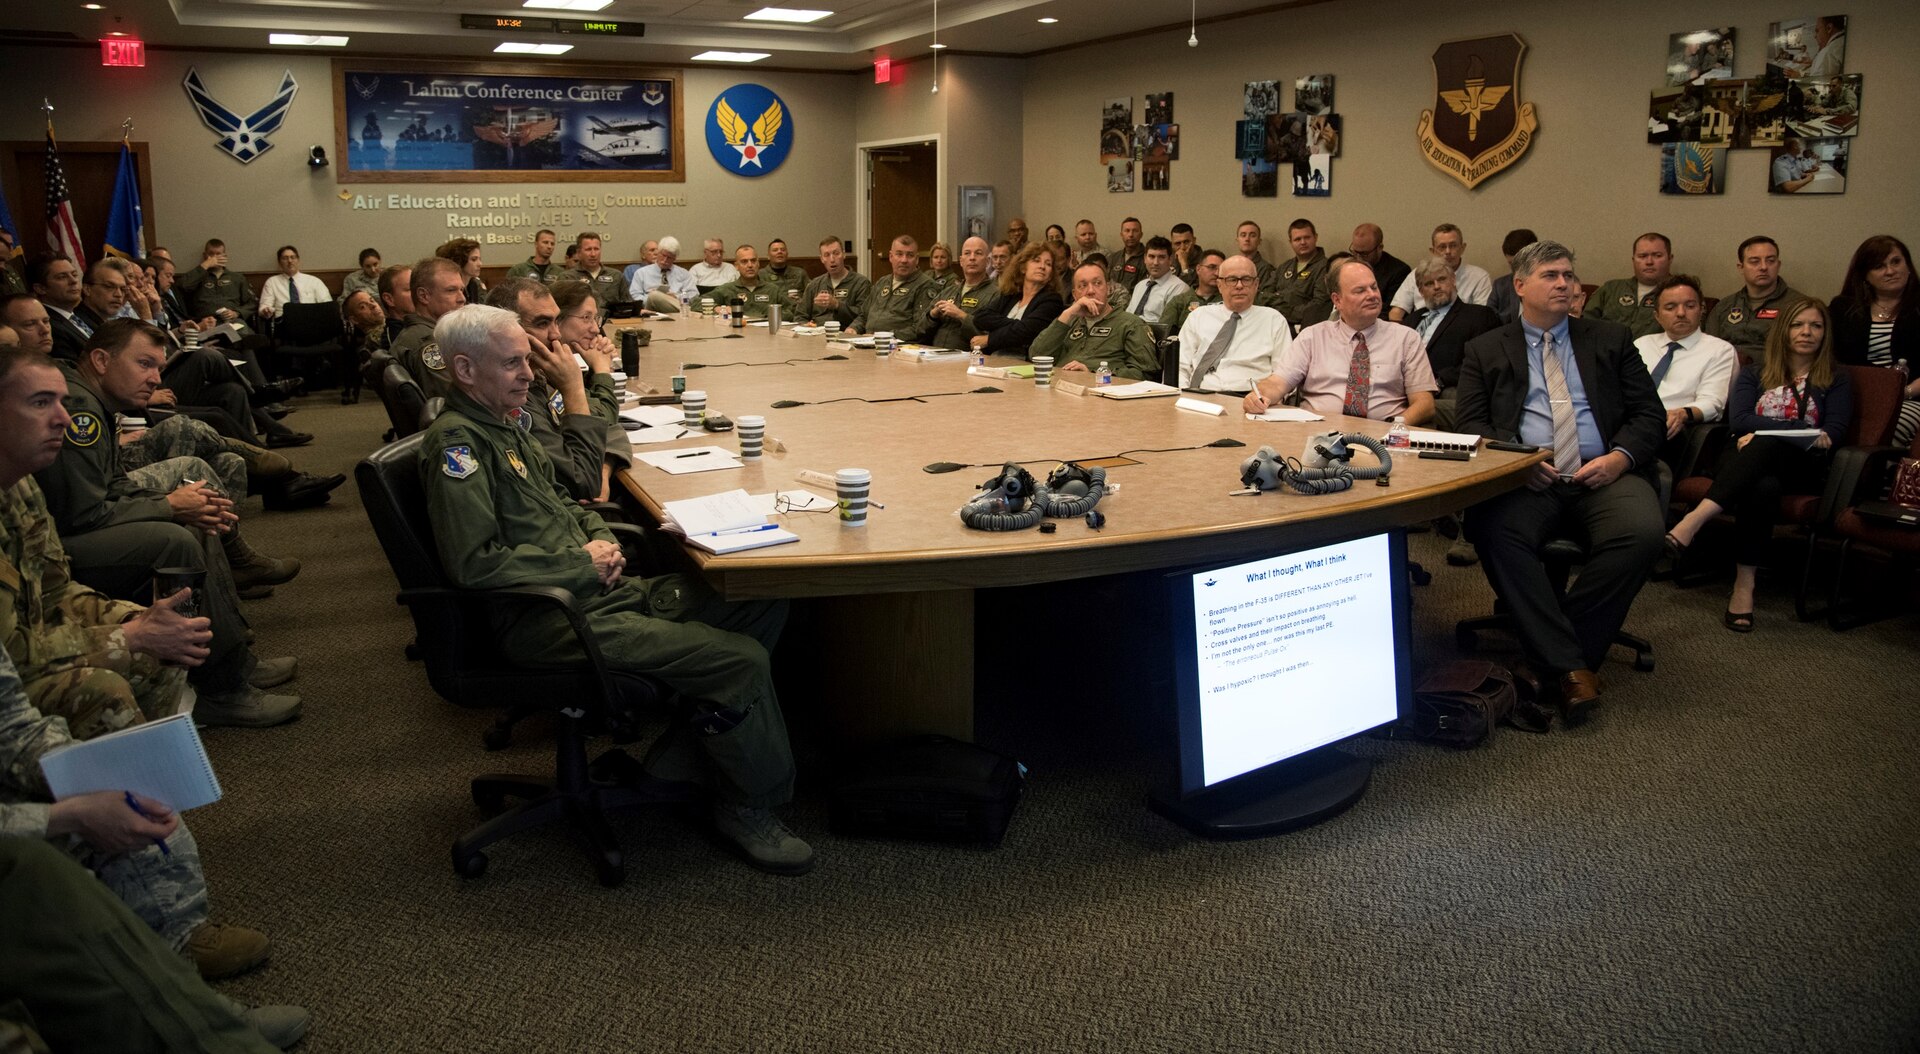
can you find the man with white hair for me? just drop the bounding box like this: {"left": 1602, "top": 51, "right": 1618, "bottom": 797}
{"left": 418, "top": 305, "right": 813, "bottom": 875}
{"left": 627, "top": 236, "right": 698, "bottom": 313}
{"left": 688, "top": 237, "right": 738, "bottom": 295}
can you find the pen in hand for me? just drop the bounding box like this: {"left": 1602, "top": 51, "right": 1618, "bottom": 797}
{"left": 125, "top": 790, "right": 171, "bottom": 856}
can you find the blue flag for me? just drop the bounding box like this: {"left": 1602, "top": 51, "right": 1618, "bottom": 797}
{"left": 0, "top": 167, "right": 17, "bottom": 259}
{"left": 103, "top": 141, "right": 145, "bottom": 260}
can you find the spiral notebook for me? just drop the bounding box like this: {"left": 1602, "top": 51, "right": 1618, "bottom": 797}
{"left": 1403, "top": 429, "right": 1483, "bottom": 453}
{"left": 38, "top": 712, "right": 223, "bottom": 812}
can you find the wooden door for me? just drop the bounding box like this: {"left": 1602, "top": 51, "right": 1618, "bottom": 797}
{"left": 866, "top": 142, "right": 936, "bottom": 275}
{"left": 0, "top": 140, "right": 158, "bottom": 263}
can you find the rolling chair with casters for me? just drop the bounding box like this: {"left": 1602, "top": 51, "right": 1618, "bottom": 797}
{"left": 268, "top": 302, "right": 352, "bottom": 395}
{"left": 1454, "top": 535, "right": 1656, "bottom": 672}
{"left": 356, "top": 433, "right": 677, "bottom": 887}
{"left": 378, "top": 363, "right": 429, "bottom": 438}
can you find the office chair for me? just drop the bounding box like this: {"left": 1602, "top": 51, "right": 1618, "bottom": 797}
{"left": 1455, "top": 536, "right": 1656, "bottom": 672}
{"left": 356, "top": 433, "right": 678, "bottom": 886}
{"left": 269, "top": 302, "right": 352, "bottom": 395}
{"left": 1816, "top": 413, "right": 1920, "bottom": 628}
{"left": 379, "top": 363, "right": 429, "bottom": 439}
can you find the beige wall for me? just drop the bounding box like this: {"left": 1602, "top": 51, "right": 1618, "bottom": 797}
{"left": 852, "top": 55, "right": 1025, "bottom": 250}
{"left": 0, "top": 46, "right": 861, "bottom": 273}
{"left": 1017, "top": 0, "right": 1920, "bottom": 301}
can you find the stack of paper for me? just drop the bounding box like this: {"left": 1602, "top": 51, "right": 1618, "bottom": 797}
{"left": 1246, "top": 407, "right": 1326, "bottom": 422}
{"left": 658, "top": 488, "right": 801, "bottom": 554}
{"left": 1088, "top": 379, "right": 1181, "bottom": 400}
{"left": 634, "top": 446, "right": 744, "bottom": 475}
{"left": 896, "top": 345, "right": 969, "bottom": 361}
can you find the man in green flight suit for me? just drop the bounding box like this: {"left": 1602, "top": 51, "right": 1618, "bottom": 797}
{"left": 928, "top": 237, "right": 999, "bottom": 350}
{"left": 390, "top": 256, "right": 469, "bottom": 403}
{"left": 760, "top": 238, "right": 807, "bottom": 312}
{"left": 1162, "top": 250, "right": 1226, "bottom": 329}
{"left": 852, "top": 235, "right": 942, "bottom": 342}
{"left": 1029, "top": 261, "right": 1160, "bottom": 380}
{"left": 173, "top": 239, "right": 256, "bottom": 327}
{"left": 486, "top": 277, "right": 632, "bottom": 502}
{"left": 797, "top": 235, "right": 872, "bottom": 327}
{"left": 1587, "top": 232, "right": 1674, "bottom": 339}
{"left": 1265, "top": 218, "right": 1331, "bottom": 332}
{"left": 505, "top": 228, "right": 565, "bottom": 285}
{"left": 1705, "top": 235, "right": 1800, "bottom": 361}
{"left": 708, "top": 246, "right": 783, "bottom": 320}
{"left": 566, "top": 232, "right": 632, "bottom": 311}
{"left": 418, "top": 305, "right": 812, "bottom": 875}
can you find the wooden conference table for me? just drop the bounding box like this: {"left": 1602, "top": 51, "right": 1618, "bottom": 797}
{"left": 610, "top": 316, "right": 1542, "bottom": 741}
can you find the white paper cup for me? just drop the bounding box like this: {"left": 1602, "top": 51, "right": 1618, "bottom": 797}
{"left": 1033, "top": 355, "right": 1054, "bottom": 387}
{"left": 700, "top": 297, "right": 714, "bottom": 316}
{"left": 737, "top": 415, "right": 765, "bottom": 460}
{"left": 681, "top": 389, "right": 707, "bottom": 427}
{"left": 824, "top": 321, "right": 842, "bottom": 337}
{"left": 874, "top": 331, "right": 893, "bottom": 356}
{"left": 118, "top": 415, "right": 147, "bottom": 433}
{"left": 836, "top": 467, "right": 871, "bottom": 527}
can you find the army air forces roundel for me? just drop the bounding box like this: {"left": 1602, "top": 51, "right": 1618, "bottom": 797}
{"left": 706, "top": 84, "right": 792, "bottom": 177}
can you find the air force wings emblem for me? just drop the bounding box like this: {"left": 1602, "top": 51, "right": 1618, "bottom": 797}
{"left": 183, "top": 67, "right": 298, "bottom": 164}
{"left": 705, "top": 84, "right": 793, "bottom": 177}
{"left": 1415, "top": 34, "right": 1538, "bottom": 190}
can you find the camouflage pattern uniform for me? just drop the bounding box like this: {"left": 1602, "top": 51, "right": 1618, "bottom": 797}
{"left": 1, "top": 478, "right": 189, "bottom": 739}
{"left": 0, "top": 647, "right": 210, "bottom": 952}
{"left": 119, "top": 415, "right": 248, "bottom": 501}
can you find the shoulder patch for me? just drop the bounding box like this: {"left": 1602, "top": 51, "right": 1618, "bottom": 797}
{"left": 421, "top": 342, "right": 446, "bottom": 371}
{"left": 66, "top": 411, "right": 103, "bottom": 448}
{"left": 441, "top": 445, "right": 478, "bottom": 479}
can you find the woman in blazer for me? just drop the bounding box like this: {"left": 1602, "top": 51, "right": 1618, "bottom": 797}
{"left": 1828, "top": 234, "right": 1919, "bottom": 447}
{"left": 971, "top": 243, "right": 1065, "bottom": 358}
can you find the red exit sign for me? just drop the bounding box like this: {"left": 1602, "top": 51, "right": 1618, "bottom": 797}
{"left": 100, "top": 37, "right": 146, "bottom": 67}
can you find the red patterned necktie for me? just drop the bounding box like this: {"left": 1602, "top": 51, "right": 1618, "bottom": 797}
{"left": 1343, "top": 331, "right": 1371, "bottom": 418}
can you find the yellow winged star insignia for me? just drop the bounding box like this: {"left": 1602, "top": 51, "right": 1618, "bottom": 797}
{"left": 717, "top": 96, "right": 783, "bottom": 170}
{"left": 1438, "top": 57, "right": 1511, "bottom": 142}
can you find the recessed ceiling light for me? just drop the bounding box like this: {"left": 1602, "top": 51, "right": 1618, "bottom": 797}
{"left": 521, "top": 0, "right": 614, "bottom": 10}
{"left": 494, "top": 42, "right": 574, "bottom": 54}
{"left": 82, "top": 3, "right": 104, "bottom": 9}
{"left": 692, "top": 50, "right": 771, "bottom": 62}
{"left": 269, "top": 33, "right": 349, "bottom": 46}
{"left": 742, "top": 7, "right": 832, "bottom": 22}
{"left": 929, "top": 42, "right": 947, "bottom": 49}
{"left": 1038, "top": 17, "right": 1058, "bottom": 24}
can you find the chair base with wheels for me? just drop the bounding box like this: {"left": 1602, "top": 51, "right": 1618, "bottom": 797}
{"left": 1455, "top": 537, "right": 1655, "bottom": 673}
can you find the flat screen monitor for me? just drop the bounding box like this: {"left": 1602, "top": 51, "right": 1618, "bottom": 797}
{"left": 1154, "top": 529, "right": 1412, "bottom": 836}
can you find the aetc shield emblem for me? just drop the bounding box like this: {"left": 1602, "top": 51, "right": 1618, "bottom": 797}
{"left": 706, "top": 84, "right": 793, "bottom": 177}
{"left": 1415, "top": 34, "right": 1539, "bottom": 189}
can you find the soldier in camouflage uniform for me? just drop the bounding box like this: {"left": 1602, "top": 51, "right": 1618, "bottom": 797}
{"left": 852, "top": 236, "right": 942, "bottom": 342}
{"left": 392, "top": 256, "right": 470, "bottom": 403}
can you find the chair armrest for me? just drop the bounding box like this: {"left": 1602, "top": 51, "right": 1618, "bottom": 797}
{"left": 583, "top": 500, "right": 629, "bottom": 524}
{"left": 396, "top": 584, "right": 624, "bottom": 708}
{"left": 1675, "top": 421, "right": 1726, "bottom": 481}
{"left": 1818, "top": 444, "right": 1905, "bottom": 524}
{"left": 602, "top": 520, "right": 674, "bottom": 575}
{"left": 420, "top": 397, "right": 444, "bottom": 430}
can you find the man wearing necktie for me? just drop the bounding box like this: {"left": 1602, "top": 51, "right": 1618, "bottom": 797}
{"left": 1244, "top": 259, "right": 1437, "bottom": 425}
{"left": 1404, "top": 256, "right": 1503, "bottom": 431}
{"left": 1122, "top": 237, "right": 1188, "bottom": 325}
{"left": 1179, "top": 255, "right": 1288, "bottom": 391}
{"left": 1632, "top": 274, "right": 1738, "bottom": 470}
{"left": 1456, "top": 241, "right": 1666, "bottom": 723}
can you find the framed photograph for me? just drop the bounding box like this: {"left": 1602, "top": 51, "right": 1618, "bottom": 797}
{"left": 1240, "top": 157, "right": 1277, "bottom": 198}
{"left": 957, "top": 185, "right": 993, "bottom": 241}
{"left": 1235, "top": 119, "right": 1265, "bottom": 160}
{"left": 1666, "top": 28, "right": 1735, "bottom": 86}
{"left": 1242, "top": 80, "right": 1280, "bottom": 118}
{"left": 1294, "top": 155, "right": 1331, "bottom": 197}
{"left": 1265, "top": 113, "right": 1310, "bottom": 164}
{"left": 1142, "top": 161, "right": 1170, "bottom": 191}
{"left": 1294, "top": 74, "right": 1335, "bottom": 115}
{"left": 1107, "top": 159, "right": 1135, "bottom": 193}
{"left": 1308, "top": 114, "right": 1341, "bottom": 158}
{"left": 1660, "top": 142, "right": 1725, "bottom": 194}
{"left": 1647, "top": 85, "right": 1708, "bottom": 143}
{"left": 1132, "top": 124, "right": 1152, "bottom": 161}
{"left": 1144, "top": 123, "right": 1179, "bottom": 163}
{"left": 1769, "top": 136, "right": 1848, "bottom": 194}
{"left": 1101, "top": 98, "right": 1133, "bottom": 162}
{"left": 1768, "top": 16, "right": 1847, "bottom": 81}
{"left": 1787, "top": 73, "right": 1862, "bottom": 137}
{"left": 1145, "top": 92, "right": 1174, "bottom": 125}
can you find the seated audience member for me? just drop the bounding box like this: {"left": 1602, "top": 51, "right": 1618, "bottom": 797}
{"left": 377, "top": 263, "right": 413, "bottom": 341}
{"left": 174, "top": 239, "right": 257, "bottom": 328}
{"left": 1587, "top": 233, "right": 1675, "bottom": 338}
{"left": 989, "top": 240, "right": 1014, "bottom": 282}
{"left": 1043, "top": 224, "right": 1067, "bottom": 247}
{"left": 688, "top": 237, "right": 738, "bottom": 295}
{"left": 102, "top": 257, "right": 158, "bottom": 322}
{"left": 567, "top": 232, "right": 631, "bottom": 309}
{"left": 438, "top": 238, "right": 486, "bottom": 306}
{"left": 709, "top": 246, "right": 782, "bottom": 320}
{"left": 150, "top": 253, "right": 205, "bottom": 336}
{"left": 1169, "top": 223, "right": 1203, "bottom": 289}
{"left": 622, "top": 240, "right": 659, "bottom": 288}
{"left": 1028, "top": 262, "right": 1158, "bottom": 380}
{"left": 927, "top": 241, "right": 955, "bottom": 293}
{"left": 1265, "top": 219, "right": 1332, "bottom": 331}
{"left": 1106, "top": 218, "right": 1146, "bottom": 290}
{"left": 1487, "top": 227, "right": 1537, "bottom": 323}
{"left": 1828, "top": 234, "right": 1920, "bottom": 447}
{"left": 1235, "top": 221, "right": 1281, "bottom": 301}
{"left": 1664, "top": 299, "right": 1851, "bottom": 632}
{"left": 1455, "top": 240, "right": 1665, "bottom": 721}
{"left": 505, "top": 229, "right": 563, "bottom": 285}
{"left": 927, "top": 237, "right": 996, "bottom": 350}
{"left": 1634, "top": 275, "right": 1739, "bottom": 466}
{"left": 485, "top": 278, "right": 631, "bottom": 502}
{"left": 1246, "top": 259, "right": 1437, "bottom": 424}
{"left": 419, "top": 305, "right": 813, "bottom": 874}
{"left": 340, "top": 247, "right": 382, "bottom": 302}
{"left": 628, "top": 235, "right": 699, "bottom": 313}
{"left": 341, "top": 286, "right": 389, "bottom": 398}
{"left": 1405, "top": 256, "right": 1504, "bottom": 430}
{"left": 1349, "top": 223, "right": 1412, "bottom": 318}
{"left": 1042, "top": 240, "right": 1070, "bottom": 282}
{"left": 1706, "top": 236, "right": 1800, "bottom": 362}
{"left": 1118, "top": 236, "right": 1189, "bottom": 324}
{"left": 1005, "top": 218, "right": 1030, "bottom": 254}
{"left": 255, "top": 246, "right": 331, "bottom": 321}
{"left": 1180, "top": 255, "right": 1288, "bottom": 391}
{"left": 1163, "top": 250, "right": 1226, "bottom": 330}
{"left": 551, "top": 280, "right": 636, "bottom": 498}
{"left": 799, "top": 236, "right": 871, "bottom": 328}
{"left": 970, "top": 243, "right": 1066, "bottom": 358}
{"left": 852, "top": 236, "right": 941, "bottom": 341}
{"left": 761, "top": 238, "right": 806, "bottom": 311}
{"left": 27, "top": 253, "right": 89, "bottom": 358}
{"left": 392, "top": 256, "right": 470, "bottom": 402}
{"left": 0, "top": 231, "right": 20, "bottom": 297}
{"left": 1073, "top": 220, "right": 1107, "bottom": 267}
{"left": 1387, "top": 223, "right": 1493, "bottom": 322}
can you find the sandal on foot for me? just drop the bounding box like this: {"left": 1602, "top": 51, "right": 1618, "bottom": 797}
{"left": 1723, "top": 610, "right": 1754, "bottom": 633}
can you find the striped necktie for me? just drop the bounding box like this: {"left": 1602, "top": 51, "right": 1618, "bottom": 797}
{"left": 1540, "top": 332, "right": 1583, "bottom": 474}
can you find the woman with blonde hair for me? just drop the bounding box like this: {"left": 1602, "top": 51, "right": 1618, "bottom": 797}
{"left": 970, "top": 242, "right": 1065, "bottom": 357}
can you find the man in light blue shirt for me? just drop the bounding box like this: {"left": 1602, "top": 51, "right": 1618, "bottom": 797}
{"left": 628, "top": 236, "right": 698, "bottom": 313}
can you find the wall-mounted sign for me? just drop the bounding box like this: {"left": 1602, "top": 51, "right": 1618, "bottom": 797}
{"left": 184, "top": 67, "right": 298, "bottom": 164}
{"left": 1415, "top": 33, "right": 1539, "bottom": 189}
{"left": 457, "top": 14, "right": 644, "bottom": 36}
{"left": 100, "top": 37, "right": 146, "bottom": 67}
{"left": 705, "top": 84, "right": 792, "bottom": 177}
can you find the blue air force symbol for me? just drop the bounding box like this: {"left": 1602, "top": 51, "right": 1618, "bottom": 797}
{"left": 705, "top": 85, "right": 793, "bottom": 177}
{"left": 183, "top": 67, "right": 299, "bottom": 164}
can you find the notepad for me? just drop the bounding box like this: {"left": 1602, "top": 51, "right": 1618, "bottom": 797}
{"left": 634, "top": 446, "right": 743, "bottom": 474}
{"left": 1245, "top": 407, "right": 1326, "bottom": 423}
{"left": 658, "top": 488, "right": 801, "bottom": 554}
{"left": 967, "top": 364, "right": 1036, "bottom": 379}
{"left": 1754, "top": 428, "right": 1827, "bottom": 449}
{"left": 1088, "top": 380, "right": 1181, "bottom": 400}
{"left": 619, "top": 405, "right": 688, "bottom": 428}
{"left": 896, "top": 345, "right": 968, "bottom": 361}
{"left": 39, "top": 713, "right": 223, "bottom": 812}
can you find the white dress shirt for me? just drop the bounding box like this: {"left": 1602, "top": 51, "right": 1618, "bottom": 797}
{"left": 258, "top": 272, "right": 333, "bottom": 315}
{"left": 1390, "top": 263, "right": 1493, "bottom": 313}
{"left": 1177, "top": 304, "right": 1291, "bottom": 391}
{"left": 1125, "top": 272, "right": 1189, "bottom": 324}
{"left": 629, "top": 263, "right": 699, "bottom": 302}
{"left": 1633, "top": 329, "right": 1738, "bottom": 421}
{"left": 689, "top": 261, "right": 739, "bottom": 290}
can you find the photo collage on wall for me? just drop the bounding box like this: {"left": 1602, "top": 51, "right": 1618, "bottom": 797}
{"left": 1235, "top": 76, "right": 1339, "bottom": 198}
{"left": 1101, "top": 94, "right": 1182, "bottom": 192}
{"left": 1648, "top": 14, "right": 1856, "bottom": 196}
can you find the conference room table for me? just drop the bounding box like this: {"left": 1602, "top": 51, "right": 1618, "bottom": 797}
{"left": 609, "top": 314, "right": 1543, "bottom": 742}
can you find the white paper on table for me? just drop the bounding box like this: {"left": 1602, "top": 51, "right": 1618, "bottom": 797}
{"left": 660, "top": 488, "right": 763, "bottom": 536}
{"left": 1245, "top": 407, "right": 1326, "bottom": 422}
{"left": 790, "top": 325, "right": 825, "bottom": 336}
{"left": 627, "top": 426, "right": 697, "bottom": 445}
{"left": 634, "top": 446, "right": 743, "bottom": 474}
{"left": 619, "top": 404, "right": 687, "bottom": 428}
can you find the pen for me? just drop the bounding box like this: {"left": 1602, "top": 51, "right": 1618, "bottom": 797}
{"left": 125, "top": 790, "right": 170, "bottom": 857}
{"left": 712, "top": 523, "right": 779, "bottom": 536}
{"left": 674, "top": 450, "right": 710, "bottom": 459}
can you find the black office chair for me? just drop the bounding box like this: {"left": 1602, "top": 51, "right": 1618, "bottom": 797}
{"left": 269, "top": 302, "right": 352, "bottom": 394}
{"left": 356, "top": 433, "right": 679, "bottom": 886}
{"left": 1151, "top": 323, "right": 1179, "bottom": 387}
{"left": 379, "top": 363, "right": 429, "bottom": 439}
{"left": 1454, "top": 535, "right": 1656, "bottom": 672}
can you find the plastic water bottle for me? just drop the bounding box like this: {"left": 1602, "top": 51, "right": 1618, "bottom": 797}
{"left": 1386, "top": 416, "right": 1411, "bottom": 448}
{"left": 1097, "top": 361, "right": 1112, "bottom": 386}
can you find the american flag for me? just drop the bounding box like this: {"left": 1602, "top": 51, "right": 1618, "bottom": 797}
{"left": 44, "top": 123, "right": 86, "bottom": 268}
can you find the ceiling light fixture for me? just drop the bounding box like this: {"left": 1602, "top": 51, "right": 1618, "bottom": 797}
{"left": 82, "top": 3, "right": 104, "bottom": 9}
{"left": 493, "top": 42, "right": 574, "bottom": 54}
{"left": 1188, "top": 0, "right": 1197, "bottom": 47}
{"left": 269, "top": 33, "right": 349, "bottom": 46}
{"left": 522, "top": 0, "right": 614, "bottom": 10}
{"left": 929, "top": 0, "right": 939, "bottom": 94}
{"left": 692, "top": 50, "right": 772, "bottom": 63}
{"left": 1037, "top": 17, "right": 1057, "bottom": 24}
{"left": 742, "top": 7, "right": 832, "bottom": 23}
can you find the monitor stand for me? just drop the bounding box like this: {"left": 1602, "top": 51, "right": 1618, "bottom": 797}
{"left": 1148, "top": 747, "right": 1371, "bottom": 840}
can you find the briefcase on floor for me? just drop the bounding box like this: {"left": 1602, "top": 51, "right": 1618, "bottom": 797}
{"left": 830, "top": 735, "right": 1026, "bottom": 846}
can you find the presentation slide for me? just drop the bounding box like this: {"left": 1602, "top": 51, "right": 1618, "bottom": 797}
{"left": 1189, "top": 533, "right": 1399, "bottom": 787}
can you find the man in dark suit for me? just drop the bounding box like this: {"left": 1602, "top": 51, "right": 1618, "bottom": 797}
{"left": 1456, "top": 240, "right": 1666, "bottom": 722}
{"left": 25, "top": 253, "right": 90, "bottom": 359}
{"left": 1405, "top": 256, "right": 1504, "bottom": 431}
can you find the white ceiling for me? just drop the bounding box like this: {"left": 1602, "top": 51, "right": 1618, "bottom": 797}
{"left": 4, "top": 0, "right": 1274, "bottom": 71}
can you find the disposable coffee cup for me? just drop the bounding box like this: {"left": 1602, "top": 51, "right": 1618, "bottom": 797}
{"left": 737, "top": 415, "right": 766, "bottom": 460}
{"left": 1033, "top": 355, "right": 1054, "bottom": 387}
{"left": 824, "top": 321, "right": 842, "bottom": 338}
{"left": 152, "top": 566, "right": 207, "bottom": 620}
{"left": 118, "top": 415, "right": 147, "bottom": 433}
{"left": 681, "top": 389, "right": 707, "bottom": 427}
{"left": 700, "top": 297, "right": 714, "bottom": 317}
{"left": 874, "top": 331, "right": 893, "bottom": 357}
{"left": 836, "top": 468, "right": 871, "bottom": 527}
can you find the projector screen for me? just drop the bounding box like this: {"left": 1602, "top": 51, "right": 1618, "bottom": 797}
{"left": 1173, "top": 531, "right": 1408, "bottom": 791}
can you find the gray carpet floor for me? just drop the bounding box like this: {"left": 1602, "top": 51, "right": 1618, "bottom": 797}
{"left": 199, "top": 395, "right": 1919, "bottom": 1053}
